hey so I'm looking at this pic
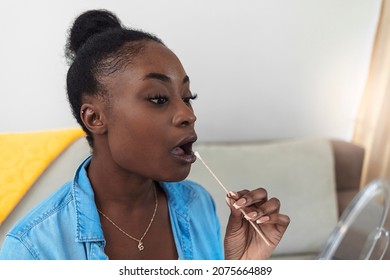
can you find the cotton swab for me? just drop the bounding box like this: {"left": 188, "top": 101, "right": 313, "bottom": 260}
{"left": 194, "top": 151, "right": 272, "bottom": 246}
{"left": 194, "top": 151, "right": 230, "bottom": 195}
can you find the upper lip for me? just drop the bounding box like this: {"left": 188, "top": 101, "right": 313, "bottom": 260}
{"left": 174, "top": 134, "right": 198, "bottom": 153}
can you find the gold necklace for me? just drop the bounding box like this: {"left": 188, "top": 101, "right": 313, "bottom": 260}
{"left": 98, "top": 186, "right": 158, "bottom": 251}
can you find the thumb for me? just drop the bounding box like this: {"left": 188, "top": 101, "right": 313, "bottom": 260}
{"left": 225, "top": 193, "right": 244, "bottom": 219}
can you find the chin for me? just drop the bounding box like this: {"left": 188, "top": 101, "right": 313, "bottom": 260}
{"left": 157, "top": 166, "right": 191, "bottom": 182}
{"left": 162, "top": 173, "right": 189, "bottom": 183}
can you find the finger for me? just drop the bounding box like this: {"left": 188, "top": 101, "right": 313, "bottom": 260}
{"left": 225, "top": 190, "right": 248, "bottom": 213}
{"left": 225, "top": 195, "right": 244, "bottom": 218}
{"left": 231, "top": 188, "right": 268, "bottom": 209}
{"left": 258, "top": 197, "right": 281, "bottom": 216}
{"left": 257, "top": 213, "right": 290, "bottom": 227}
{"left": 228, "top": 189, "right": 249, "bottom": 201}
{"left": 242, "top": 197, "right": 281, "bottom": 222}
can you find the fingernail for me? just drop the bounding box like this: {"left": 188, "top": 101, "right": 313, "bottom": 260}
{"left": 256, "top": 216, "right": 270, "bottom": 224}
{"left": 233, "top": 198, "right": 246, "bottom": 209}
{"left": 244, "top": 211, "right": 258, "bottom": 220}
{"left": 229, "top": 191, "right": 238, "bottom": 198}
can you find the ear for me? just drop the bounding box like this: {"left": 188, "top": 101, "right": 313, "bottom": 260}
{"left": 80, "top": 103, "right": 107, "bottom": 136}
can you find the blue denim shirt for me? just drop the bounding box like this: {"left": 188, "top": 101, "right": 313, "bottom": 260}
{"left": 0, "top": 156, "right": 223, "bottom": 260}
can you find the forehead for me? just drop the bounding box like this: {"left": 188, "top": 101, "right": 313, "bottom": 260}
{"left": 131, "top": 41, "right": 186, "bottom": 77}
{"left": 102, "top": 41, "right": 188, "bottom": 93}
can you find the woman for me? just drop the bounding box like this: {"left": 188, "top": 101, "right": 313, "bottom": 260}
{"left": 0, "top": 9, "right": 289, "bottom": 260}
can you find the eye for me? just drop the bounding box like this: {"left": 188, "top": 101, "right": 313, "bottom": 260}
{"left": 183, "top": 93, "right": 198, "bottom": 105}
{"left": 149, "top": 95, "right": 169, "bottom": 105}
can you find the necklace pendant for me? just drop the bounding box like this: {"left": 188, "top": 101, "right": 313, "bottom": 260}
{"left": 138, "top": 241, "right": 144, "bottom": 251}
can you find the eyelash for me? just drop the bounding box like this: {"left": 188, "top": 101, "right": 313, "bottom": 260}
{"left": 183, "top": 93, "right": 198, "bottom": 104}
{"left": 149, "top": 93, "right": 198, "bottom": 105}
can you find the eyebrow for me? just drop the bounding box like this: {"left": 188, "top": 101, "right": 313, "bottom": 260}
{"left": 143, "top": 72, "right": 190, "bottom": 84}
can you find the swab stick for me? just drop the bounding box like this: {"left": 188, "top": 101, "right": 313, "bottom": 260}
{"left": 194, "top": 151, "right": 271, "bottom": 246}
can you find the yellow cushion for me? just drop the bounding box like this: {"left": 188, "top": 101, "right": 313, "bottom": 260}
{"left": 0, "top": 128, "right": 86, "bottom": 225}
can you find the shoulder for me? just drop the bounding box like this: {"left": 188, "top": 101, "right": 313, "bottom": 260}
{"left": 0, "top": 181, "right": 75, "bottom": 259}
{"left": 5, "top": 181, "right": 73, "bottom": 241}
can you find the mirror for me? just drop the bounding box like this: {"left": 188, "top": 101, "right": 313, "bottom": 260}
{"left": 318, "top": 178, "right": 390, "bottom": 260}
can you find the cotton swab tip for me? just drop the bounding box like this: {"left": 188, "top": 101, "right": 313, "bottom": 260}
{"left": 194, "top": 151, "right": 202, "bottom": 160}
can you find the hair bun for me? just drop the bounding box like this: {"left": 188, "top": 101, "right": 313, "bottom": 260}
{"left": 66, "top": 9, "right": 122, "bottom": 60}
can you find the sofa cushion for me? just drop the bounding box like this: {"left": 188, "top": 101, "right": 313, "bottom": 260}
{"left": 0, "top": 137, "right": 91, "bottom": 246}
{"left": 187, "top": 138, "right": 339, "bottom": 257}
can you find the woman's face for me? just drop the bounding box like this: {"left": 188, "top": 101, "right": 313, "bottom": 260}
{"left": 101, "top": 41, "right": 197, "bottom": 182}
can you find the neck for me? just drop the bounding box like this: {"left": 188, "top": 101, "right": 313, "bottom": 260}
{"left": 87, "top": 150, "right": 156, "bottom": 211}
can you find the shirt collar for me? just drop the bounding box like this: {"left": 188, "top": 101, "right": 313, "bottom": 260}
{"left": 160, "top": 181, "right": 197, "bottom": 218}
{"left": 160, "top": 181, "right": 197, "bottom": 260}
{"left": 72, "top": 156, "right": 105, "bottom": 242}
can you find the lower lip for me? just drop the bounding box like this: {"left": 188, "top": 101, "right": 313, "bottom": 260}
{"left": 171, "top": 151, "right": 196, "bottom": 164}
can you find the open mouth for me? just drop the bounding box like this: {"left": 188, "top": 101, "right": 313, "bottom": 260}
{"left": 171, "top": 136, "right": 197, "bottom": 164}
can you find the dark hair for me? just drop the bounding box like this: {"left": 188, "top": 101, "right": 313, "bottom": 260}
{"left": 65, "top": 9, "right": 164, "bottom": 146}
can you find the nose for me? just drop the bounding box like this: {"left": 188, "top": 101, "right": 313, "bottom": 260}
{"left": 172, "top": 101, "right": 197, "bottom": 127}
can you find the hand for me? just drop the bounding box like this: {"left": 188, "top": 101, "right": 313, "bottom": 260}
{"left": 224, "top": 188, "right": 290, "bottom": 260}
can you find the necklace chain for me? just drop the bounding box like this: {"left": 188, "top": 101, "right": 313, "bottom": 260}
{"left": 98, "top": 186, "right": 158, "bottom": 252}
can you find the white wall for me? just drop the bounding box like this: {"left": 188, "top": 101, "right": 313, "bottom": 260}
{"left": 0, "top": 0, "right": 382, "bottom": 142}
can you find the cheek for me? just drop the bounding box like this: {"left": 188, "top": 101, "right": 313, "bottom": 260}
{"left": 109, "top": 120, "right": 156, "bottom": 156}
{"left": 107, "top": 116, "right": 166, "bottom": 171}
{"left": 105, "top": 109, "right": 192, "bottom": 181}
{"left": 108, "top": 107, "right": 156, "bottom": 150}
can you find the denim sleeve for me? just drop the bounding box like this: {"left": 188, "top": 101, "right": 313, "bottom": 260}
{"left": 0, "top": 235, "right": 36, "bottom": 260}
